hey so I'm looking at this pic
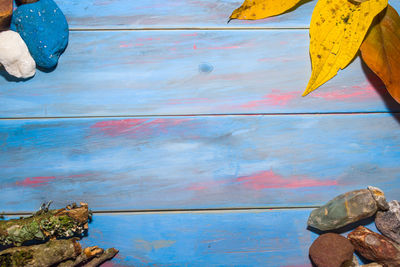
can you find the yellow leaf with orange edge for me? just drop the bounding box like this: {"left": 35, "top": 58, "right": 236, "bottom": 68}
{"left": 303, "top": 0, "right": 388, "bottom": 96}
{"left": 230, "top": 0, "right": 303, "bottom": 21}
{"left": 360, "top": 5, "right": 400, "bottom": 104}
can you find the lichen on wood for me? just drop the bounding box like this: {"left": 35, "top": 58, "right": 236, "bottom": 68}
{"left": 0, "top": 203, "right": 90, "bottom": 247}
{"left": 0, "top": 239, "right": 82, "bottom": 267}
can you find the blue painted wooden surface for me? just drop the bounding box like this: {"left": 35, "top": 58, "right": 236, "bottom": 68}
{"left": 55, "top": 0, "right": 400, "bottom": 29}
{"left": 80, "top": 210, "right": 317, "bottom": 266}
{"left": 1, "top": 114, "right": 399, "bottom": 212}
{"left": 1, "top": 30, "right": 399, "bottom": 118}
{"left": 2, "top": 1, "right": 400, "bottom": 266}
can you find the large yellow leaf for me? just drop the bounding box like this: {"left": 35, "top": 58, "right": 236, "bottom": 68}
{"left": 230, "top": 0, "right": 303, "bottom": 20}
{"left": 303, "top": 0, "right": 388, "bottom": 96}
{"left": 360, "top": 5, "right": 400, "bottom": 104}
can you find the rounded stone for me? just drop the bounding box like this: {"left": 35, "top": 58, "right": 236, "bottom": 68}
{"left": 309, "top": 233, "right": 355, "bottom": 267}
{"left": 0, "top": 30, "right": 36, "bottom": 78}
{"left": 11, "top": 0, "right": 69, "bottom": 69}
{"left": 376, "top": 200, "right": 400, "bottom": 244}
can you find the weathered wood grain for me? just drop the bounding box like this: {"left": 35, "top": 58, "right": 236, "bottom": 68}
{"left": 80, "top": 210, "right": 317, "bottom": 266}
{"left": 1, "top": 30, "right": 398, "bottom": 118}
{"left": 55, "top": 0, "right": 400, "bottom": 29}
{"left": 79, "top": 210, "right": 376, "bottom": 266}
{"left": 1, "top": 114, "right": 399, "bottom": 212}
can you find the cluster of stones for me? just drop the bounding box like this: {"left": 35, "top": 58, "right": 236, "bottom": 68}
{"left": 308, "top": 186, "right": 400, "bottom": 267}
{"left": 0, "top": 0, "right": 68, "bottom": 79}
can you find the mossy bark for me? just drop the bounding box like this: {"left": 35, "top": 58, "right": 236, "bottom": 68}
{"left": 0, "top": 203, "right": 90, "bottom": 248}
{"left": 0, "top": 239, "right": 82, "bottom": 267}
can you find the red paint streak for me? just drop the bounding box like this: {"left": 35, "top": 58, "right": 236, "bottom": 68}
{"left": 16, "top": 176, "right": 56, "bottom": 187}
{"left": 91, "top": 119, "right": 191, "bottom": 137}
{"left": 240, "top": 91, "right": 298, "bottom": 108}
{"left": 236, "top": 170, "right": 338, "bottom": 190}
{"left": 193, "top": 44, "right": 197, "bottom": 50}
{"left": 313, "top": 84, "right": 376, "bottom": 100}
{"left": 91, "top": 119, "right": 147, "bottom": 137}
{"left": 135, "top": 43, "right": 144, "bottom": 46}
{"left": 119, "top": 42, "right": 133, "bottom": 48}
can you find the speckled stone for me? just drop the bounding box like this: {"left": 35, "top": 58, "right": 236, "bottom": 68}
{"left": 348, "top": 226, "right": 400, "bottom": 266}
{"left": 308, "top": 188, "right": 380, "bottom": 231}
{"left": 11, "top": 0, "right": 69, "bottom": 69}
{"left": 309, "top": 233, "right": 354, "bottom": 267}
{"left": 376, "top": 200, "right": 400, "bottom": 244}
{"left": 0, "top": 0, "right": 13, "bottom": 31}
{"left": 0, "top": 30, "right": 36, "bottom": 78}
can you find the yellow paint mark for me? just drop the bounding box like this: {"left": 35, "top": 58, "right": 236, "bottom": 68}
{"left": 324, "top": 208, "right": 328, "bottom": 216}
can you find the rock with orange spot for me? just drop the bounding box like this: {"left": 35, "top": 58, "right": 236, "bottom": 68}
{"left": 308, "top": 187, "right": 388, "bottom": 231}
{"left": 348, "top": 226, "right": 400, "bottom": 266}
{"left": 0, "top": 0, "right": 12, "bottom": 31}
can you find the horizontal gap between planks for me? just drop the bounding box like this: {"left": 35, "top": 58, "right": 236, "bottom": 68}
{"left": 1, "top": 206, "right": 318, "bottom": 216}
{"left": 0, "top": 111, "right": 398, "bottom": 121}
{"left": 69, "top": 27, "right": 310, "bottom": 32}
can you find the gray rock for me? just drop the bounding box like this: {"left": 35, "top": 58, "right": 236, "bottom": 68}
{"left": 368, "top": 186, "right": 389, "bottom": 211}
{"left": 308, "top": 189, "right": 378, "bottom": 231}
{"left": 376, "top": 200, "right": 400, "bottom": 244}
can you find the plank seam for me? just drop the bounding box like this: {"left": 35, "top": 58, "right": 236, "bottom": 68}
{"left": 0, "top": 111, "right": 398, "bottom": 120}
{"left": 1, "top": 206, "right": 319, "bottom": 216}
{"left": 69, "top": 27, "right": 310, "bottom": 32}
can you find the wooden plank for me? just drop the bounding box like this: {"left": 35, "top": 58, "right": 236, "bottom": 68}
{"left": 56, "top": 0, "right": 400, "bottom": 29}
{"left": 76, "top": 210, "right": 377, "bottom": 266}
{"left": 1, "top": 30, "right": 399, "bottom": 118}
{"left": 1, "top": 114, "right": 399, "bottom": 212}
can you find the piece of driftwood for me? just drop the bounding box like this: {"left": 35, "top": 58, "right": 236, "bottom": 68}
{"left": 0, "top": 239, "right": 118, "bottom": 267}
{"left": 0, "top": 239, "right": 82, "bottom": 267}
{"left": 0, "top": 203, "right": 90, "bottom": 247}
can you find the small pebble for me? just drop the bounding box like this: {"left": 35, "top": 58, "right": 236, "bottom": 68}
{"left": 0, "top": 30, "right": 36, "bottom": 78}
{"left": 308, "top": 187, "right": 386, "bottom": 231}
{"left": 348, "top": 226, "right": 400, "bottom": 266}
{"left": 376, "top": 200, "right": 400, "bottom": 244}
{"left": 0, "top": 0, "right": 13, "bottom": 31}
{"left": 309, "top": 233, "right": 354, "bottom": 267}
{"left": 11, "top": 0, "right": 69, "bottom": 69}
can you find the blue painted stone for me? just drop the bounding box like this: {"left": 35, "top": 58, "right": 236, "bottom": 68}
{"left": 11, "top": 0, "right": 68, "bottom": 69}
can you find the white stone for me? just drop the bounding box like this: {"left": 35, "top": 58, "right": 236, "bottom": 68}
{"left": 0, "top": 30, "right": 36, "bottom": 78}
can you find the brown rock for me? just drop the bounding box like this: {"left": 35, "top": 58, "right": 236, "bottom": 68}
{"left": 348, "top": 226, "right": 400, "bottom": 266}
{"left": 18, "top": 0, "right": 40, "bottom": 4}
{"left": 0, "top": 0, "right": 12, "bottom": 31}
{"left": 309, "top": 233, "right": 355, "bottom": 267}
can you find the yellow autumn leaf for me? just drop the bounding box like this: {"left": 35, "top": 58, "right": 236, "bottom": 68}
{"left": 230, "top": 0, "right": 303, "bottom": 21}
{"left": 303, "top": 0, "right": 388, "bottom": 96}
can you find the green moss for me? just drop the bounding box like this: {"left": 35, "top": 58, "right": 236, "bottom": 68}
{"left": 11, "top": 250, "right": 33, "bottom": 267}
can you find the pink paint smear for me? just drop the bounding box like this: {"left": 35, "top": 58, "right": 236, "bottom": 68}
{"left": 16, "top": 176, "right": 56, "bottom": 187}
{"left": 313, "top": 84, "right": 377, "bottom": 100}
{"left": 236, "top": 170, "right": 338, "bottom": 190}
{"left": 91, "top": 118, "right": 191, "bottom": 137}
{"left": 187, "top": 170, "right": 337, "bottom": 191}
{"left": 16, "top": 174, "right": 94, "bottom": 188}
{"left": 240, "top": 91, "right": 298, "bottom": 108}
